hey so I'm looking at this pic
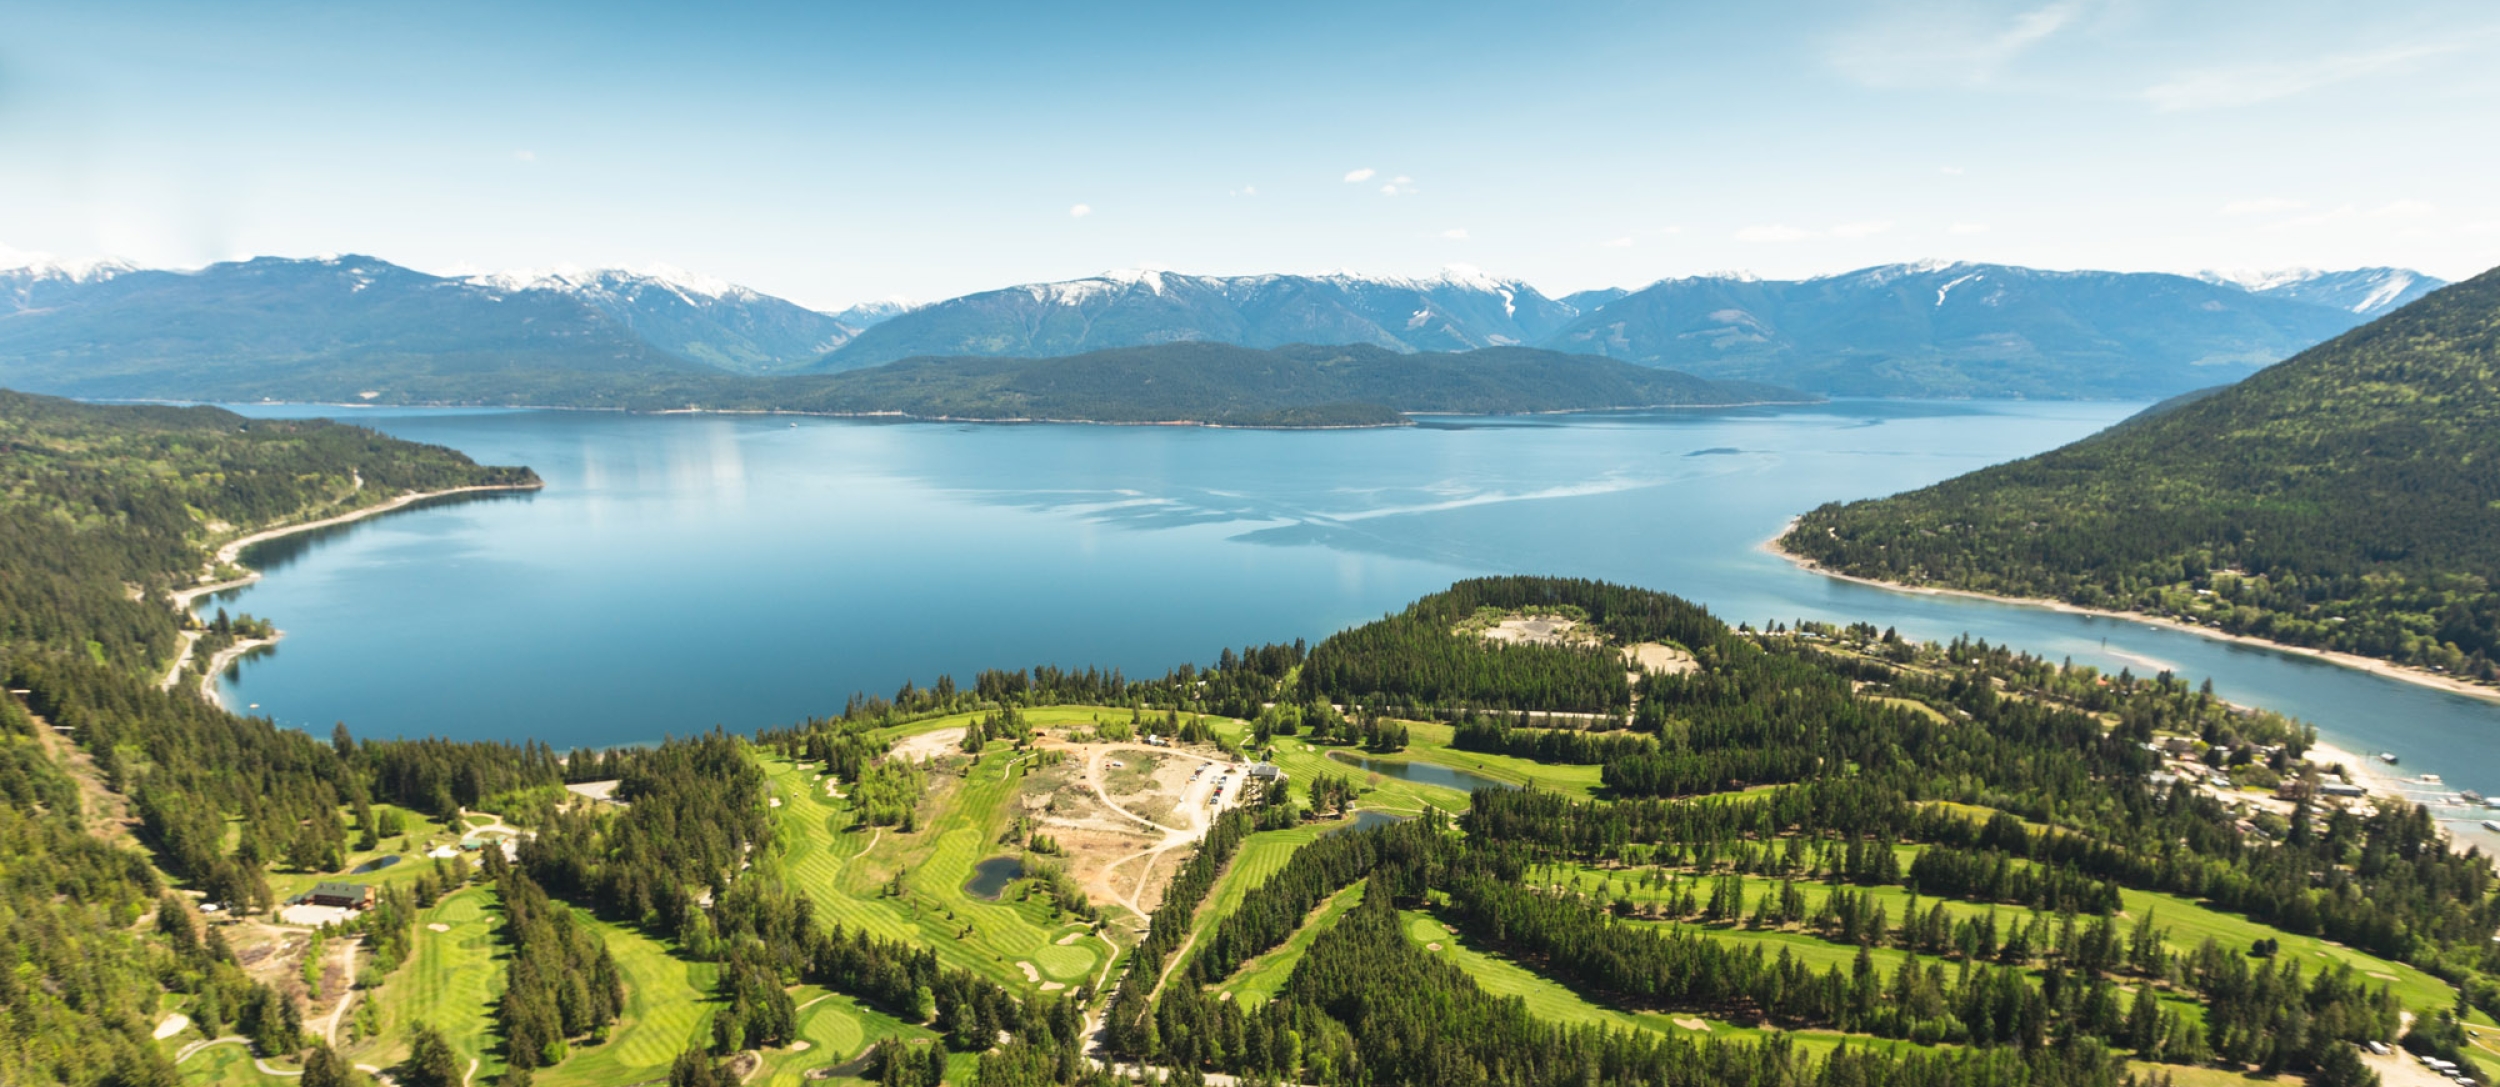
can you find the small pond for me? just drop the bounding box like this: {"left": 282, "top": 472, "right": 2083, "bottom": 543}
{"left": 1326, "top": 751, "right": 1513, "bottom": 795}
{"left": 1334, "top": 810, "right": 1411, "bottom": 835}
{"left": 351, "top": 854, "right": 404, "bottom": 874}
{"left": 964, "top": 856, "right": 1026, "bottom": 900}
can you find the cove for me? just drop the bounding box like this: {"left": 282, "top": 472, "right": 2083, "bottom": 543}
{"left": 196, "top": 402, "right": 2500, "bottom": 850}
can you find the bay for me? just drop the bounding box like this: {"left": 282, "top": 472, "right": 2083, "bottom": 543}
{"left": 202, "top": 401, "right": 2500, "bottom": 848}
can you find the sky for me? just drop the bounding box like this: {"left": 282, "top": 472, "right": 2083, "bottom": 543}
{"left": 3, "top": 0, "right": 2496, "bottom": 310}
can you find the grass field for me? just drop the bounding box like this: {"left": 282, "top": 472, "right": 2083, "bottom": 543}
{"left": 1213, "top": 881, "right": 1365, "bottom": 1007}
{"left": 536, "top": 912, "right": 717, "bottom": 1087}
{"left": 750, "top": 987, "right": 941, "bottom": 1087}
{"left": 1529, "top": 858, "right": 2462, "bottom": 1017}
{"left": 763, "top": 742, "right": 1112, "bottom": 994}
{"left": 343, "top": 886, "right": 507, "bottom": 1079}
{"left": 255, "top": 803, "right": 471, "bottom": 905}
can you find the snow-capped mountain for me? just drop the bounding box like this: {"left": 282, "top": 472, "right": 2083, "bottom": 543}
{"left": 1538, "top": 261, "right": 2395, "bottom": 399}
{"left": 2196, "top": 267, "right": 2445, "bottom": 317}
{"left": 829, "top": 298, "right": 915, "bottom": 330}
{"left": 0, "top": 251, "right": 138, "bottom": 311}
{"left": 816, "top": 266, "right": 1584, "bottom": 370}
{"left": 462, "top": 264, "right": 861, "bottom": 374}
{"left": 0, "top": 249, "right": 2457, "bottom": 403}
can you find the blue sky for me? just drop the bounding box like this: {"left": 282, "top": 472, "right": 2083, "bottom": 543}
{"left": 3, "top": 0, "right": 2495, "bottom": 308}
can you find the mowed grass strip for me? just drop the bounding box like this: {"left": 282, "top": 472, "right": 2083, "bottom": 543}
{"left": 1213, "top": 881, "right": 1366, "bottom": 1007}
{"left": 762, "top": 751, "right": 1109, "bottom": 992}
{"left": 1536, "top": 858, "right": 2458, "bottom": 1016}
{"left": 537, "top": 912, "right": 715, "bottom": 1087}
{"left": 345, "top": 886, "right": 505, "bottom": 1078}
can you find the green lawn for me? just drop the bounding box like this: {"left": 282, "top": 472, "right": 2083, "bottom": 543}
{"left": 343, "top": 886, "right": 506, "bottom": 1078}
{"left": 1530, "top": 858, "right": 2460, "bottom": 1018}
{"left": 763, "top": 748, "right": 1112, "bottom": 994}
{"left": 536, "top": 913, "right": 717, "bottom": 1087}
{"left": 1213, "top": 881, "right": 1365, "bottom": 1007}
{"left": 750, "top": 987, "right": 939, "bottom": 1087}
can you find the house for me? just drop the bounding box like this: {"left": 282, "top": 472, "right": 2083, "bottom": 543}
{"left": 306, "top": 881, "right": 375, "bottom": 910}
{"left": 1247, "top": 762, "right": 1286, "bottom": 783}
{"left": 2321, "top": 782, "right": 2368, "bottom": 798}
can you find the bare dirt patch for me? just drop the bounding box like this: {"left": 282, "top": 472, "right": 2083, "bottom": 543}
{"left": 1625, "top": 643, "right": 1698, "bottom": 676}
{"left": 1477, "top": 615, "right": 1600, "bottom": 648}
{"left": 890, "top": 727, "right": 967, "bottom": 764}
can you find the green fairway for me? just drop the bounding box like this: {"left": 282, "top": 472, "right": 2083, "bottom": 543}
{"left": 1213, "top": 881, "right": 1365, "bottom": 1006}
{"left": 536, "top": 913, "right": 717, "bottom": 1087}
{"left": 762, "top": 747, "right": 1113, "bottom": 993}
{"left": 343, "top": 886, "right": 506, "bottom": 1078}
{"left": 751, "top": 988, "right": 937, "bottom": 1087}
{"left": 175, "top": 1042, "right": 286, "bottom": 1087}
{"left": 1531, "top": 858, "right": 2460, "bottom": 1017}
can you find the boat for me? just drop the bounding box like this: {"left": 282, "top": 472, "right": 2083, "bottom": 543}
{"left": 2463, "top": 789, "right": 2487, "bottom": 805}
{"left": 2484, "top": 820, "right": 2500, "bottom": 834}
{"left": 2377, "top": 752, "right": 2400, "bottom": 765}
{"left": 2420, "top": 773, "right": 2443, "bottom": 784}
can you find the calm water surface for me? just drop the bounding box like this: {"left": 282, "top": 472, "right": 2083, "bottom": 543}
{"left": 204, "top": 402, "right": 2500, "bottom": 846}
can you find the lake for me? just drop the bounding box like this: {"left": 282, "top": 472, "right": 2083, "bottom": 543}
{"left": 203, "top": 402, "right": 2500, "bottom": 848}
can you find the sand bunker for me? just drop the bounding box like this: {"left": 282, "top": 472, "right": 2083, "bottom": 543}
{"left": 427, "top": 923, "right": 451, "bottom": 933}
{"left": 1672, "top": 1017, "right": 1711, "bottom": 1031}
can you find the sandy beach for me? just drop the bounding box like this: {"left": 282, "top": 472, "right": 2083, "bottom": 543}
{"left": 158, "top": 481, "right": 541, "bottom": 696}
{"left": 1763, "top": 522, "right": 2500, "bottom": 706}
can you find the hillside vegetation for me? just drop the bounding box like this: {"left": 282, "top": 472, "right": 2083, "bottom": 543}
{"left": 1783, "top": 267, "right": 2500, "bottom": 680}
{"left": 8, "top": 388, "right": 2498, "bottom": 1087}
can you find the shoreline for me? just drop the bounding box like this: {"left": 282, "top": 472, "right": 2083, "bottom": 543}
{"left": 93, "top": 395, "right": 1826, "bottom": 432}
{"left": 1762, "top": 521, "right": 2500, "bottom": 707}
{"left": 159, "top": 481, "right": 543, "bottom": 698}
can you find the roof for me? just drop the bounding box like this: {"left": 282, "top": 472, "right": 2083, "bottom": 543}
{"left": 309, "top": 881, "right": 369, "bottom": 897}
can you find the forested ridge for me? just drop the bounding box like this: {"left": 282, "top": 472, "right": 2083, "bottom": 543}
{"left": 1782, "top": 265, "right": 2500, "bottom": 682}
{"left": 0, "top": 390, "right": 540, "bottom": 1086}
{"left": 1107, "top": 577, "right": 2500, "bottom": 1086}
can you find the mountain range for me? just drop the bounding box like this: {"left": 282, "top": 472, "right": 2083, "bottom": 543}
{"left": 0, "top": 252, "right": 2446, "bottom": 403}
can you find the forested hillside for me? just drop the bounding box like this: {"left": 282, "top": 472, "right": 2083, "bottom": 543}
{"left": 1782, "top": 267, "right": 2500, "bottom": 681}
{"left": 8, "top": 387, "right": 2496, "bottom": 1087}
{"left": 0, "top": 391, "right": 536, "bottom": 1086}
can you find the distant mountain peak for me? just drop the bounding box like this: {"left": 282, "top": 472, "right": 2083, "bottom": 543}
{"left": 465, "top": 263, "right": 760, "bottom": 304}
{"left": 2196, "top": 266, "right": 2443, "bottom": 317}
{"left": 0, "top": 245, "right": 138, "bottom": 284}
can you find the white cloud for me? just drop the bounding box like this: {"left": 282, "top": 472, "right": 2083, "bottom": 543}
{"left": 1343, "top": 168, "right": 1376, "bottom": 183}
{"left": 1948, "top": 222, "right": 1990, "bottom": 235}
{"left": 1230, "top": 185, "right": 1258, "bottom": 197}
{"left": 2369, "top": 199, "right": 2437, "bottom": 218}
{"left": 1068, "top": 204, "right": 1092, "bottom": 218}
{"left": 513, "top": 150, "right": 536, "bottom": 162}
{"left": 1440, "top": 228, "right": 1469, "bottom": 240}
{"left": 1830, "top": 220, "right": 1894, "bottom": 239}
{"left": 1601, "top": 236, "right": 1634, "bottom": 248}
{"left": 2144, "top": 43, "right": 2458, "bottom": 111}
{"left": 1735, "top": 224, "right": 1816, "bottom": 243}
{"left": 2220, "top": 197, "right": 2307, "bottom": 216}
{"left": 1393, "top": 176, "right": 1412, "bottom": 184}
{"left": 1827, "top": 1, "right": 2090, "bottom": 88}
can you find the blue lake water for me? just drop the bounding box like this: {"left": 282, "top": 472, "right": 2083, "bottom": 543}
{"left": 203, "top": 402, "right": 2500, "bottom": 848}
